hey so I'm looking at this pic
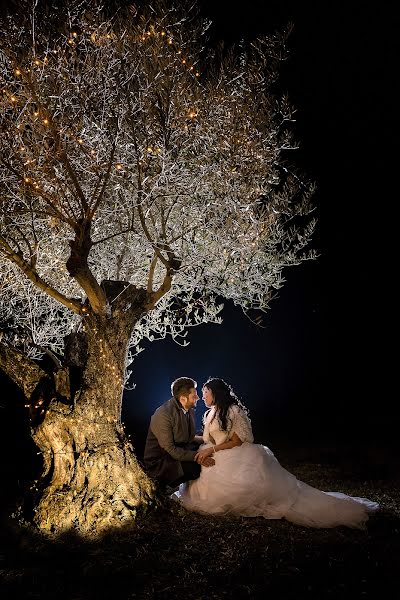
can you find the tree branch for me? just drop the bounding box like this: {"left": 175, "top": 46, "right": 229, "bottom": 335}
{"left": 146, "top": 268, "right": 173, "bottom": 309}
{"left": 89, "top": 135, "right": 117, "bottom": 218}
{"left": 147, "top": 254, "right": 158, "bottom": 294}
{"left": 0, "top": 235, "right": 83, "bottom": 314}
{"left": 0, "top": 340, "right": 48, "bottom": 399}
{"left": 65, "top": 220, "right": 107, "bottom": 315}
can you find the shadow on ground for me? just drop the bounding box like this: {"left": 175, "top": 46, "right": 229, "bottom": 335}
{"left": 1, "top": 446, "right": 399, "bottom": 600}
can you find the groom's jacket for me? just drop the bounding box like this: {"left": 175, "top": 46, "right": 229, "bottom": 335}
{"left": 144, "top": 397, "right": 197, "bottom": 483}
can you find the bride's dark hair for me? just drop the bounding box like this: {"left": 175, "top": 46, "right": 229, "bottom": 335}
{"left": 203, "top": 377, "right": 249, "bottom": 432}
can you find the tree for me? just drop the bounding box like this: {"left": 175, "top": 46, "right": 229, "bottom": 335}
{"left": 0, "top": 0, "right": 316, "bottom": 536}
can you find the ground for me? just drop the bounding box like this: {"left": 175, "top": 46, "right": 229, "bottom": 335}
{"left": 0, "top": 444, "right": 399, "bottom": 599}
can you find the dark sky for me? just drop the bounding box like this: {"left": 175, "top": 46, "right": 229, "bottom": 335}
{"left": 0, "top": 1, "right": 395, "bottom": 473}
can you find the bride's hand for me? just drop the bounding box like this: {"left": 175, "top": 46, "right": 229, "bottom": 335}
{"left": 194, "top": 447, "right": 214, "bottom": 464}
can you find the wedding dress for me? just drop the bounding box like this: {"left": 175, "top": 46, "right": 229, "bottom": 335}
{"left": 173, "top": 405, "right": 379, "bottom": 529}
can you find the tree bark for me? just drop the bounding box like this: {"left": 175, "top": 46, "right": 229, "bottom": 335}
{"left": 31, "top": 294, "right": 156, "bottom": 535}
{"left": 1, "top": 285, "right": 158, "bottom": 537}
{"left": 32, "top": 393, "right": 155, "bottom": 536}
{"left": 0, "top": 341, "right": 50, "bottom": 399}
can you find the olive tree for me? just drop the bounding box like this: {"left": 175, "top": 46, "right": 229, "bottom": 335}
{"left": 0, "top": 0, "right": 315, "bottom": 535}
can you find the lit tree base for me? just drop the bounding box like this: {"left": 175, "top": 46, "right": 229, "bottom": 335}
{"left": 30, "top": 407, "right": 156, "bottom": 537}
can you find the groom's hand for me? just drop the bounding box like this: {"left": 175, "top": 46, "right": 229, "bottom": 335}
{"left": 194, "top": 447, "right": 214, "bottom": 464}
{"left": 200, "top": 457, "right": 215, "bottom": 467}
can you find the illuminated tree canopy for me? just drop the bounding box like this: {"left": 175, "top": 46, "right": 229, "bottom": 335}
{"left": 0, "top": 0, "right": 315, "bottom": 535}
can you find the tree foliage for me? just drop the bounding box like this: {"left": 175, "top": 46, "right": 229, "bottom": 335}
{"left": 0, "top": 0, "right": 316, "bottom": 379}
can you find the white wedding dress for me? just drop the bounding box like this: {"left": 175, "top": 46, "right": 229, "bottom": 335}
{"left": 173, "top": 405, "right": 379, "bottom": 529}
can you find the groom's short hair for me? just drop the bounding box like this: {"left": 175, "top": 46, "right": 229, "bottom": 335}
{"left": 171, "top": 377, "right": 197, "bottom": 400}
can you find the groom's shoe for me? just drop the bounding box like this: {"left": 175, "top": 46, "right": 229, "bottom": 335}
{"left": 156, "top": 482, "right": 179, "bottom": 496}
{"left": 165, "top": 484, "right": 179, "bottom": 495}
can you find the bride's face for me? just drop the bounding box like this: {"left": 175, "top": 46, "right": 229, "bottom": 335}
{"left": 202, "top": 386, "right": 214, "bottom": 407}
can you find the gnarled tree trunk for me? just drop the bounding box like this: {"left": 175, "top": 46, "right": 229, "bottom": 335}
{"left": 32, "top": 397, "right": 155, "bottom": 536}
{"left": 1, "top": 285, "right": 158, "bottom": 537}
{"left": 31, "top": 300, "right": 156, "bottom": 535}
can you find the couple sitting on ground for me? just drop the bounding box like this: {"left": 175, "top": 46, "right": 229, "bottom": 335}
{"left": 143, "top": 377, "right": 379, "bottom": 529}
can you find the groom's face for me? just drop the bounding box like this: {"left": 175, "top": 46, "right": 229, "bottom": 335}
{"left": 180, "top": 387, "right": 199, "bottom": 410}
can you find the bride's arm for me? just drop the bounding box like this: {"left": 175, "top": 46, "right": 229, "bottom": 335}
{"left": 213, "top": 431, "right": 242, "bottom": 453}
{"left": 195, "top": 432, "right": 242, "bottom": 463}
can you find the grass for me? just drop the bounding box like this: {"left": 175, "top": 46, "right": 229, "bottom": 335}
{"left": 0, "top": 445, "right": 399, "bottom": 600}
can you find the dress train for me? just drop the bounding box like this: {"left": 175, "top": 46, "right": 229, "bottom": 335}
{"left": 173, "top": 442, "right": 379, "bottom": 529}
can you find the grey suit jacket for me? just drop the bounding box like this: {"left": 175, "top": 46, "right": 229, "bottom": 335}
{"left": 144, "top": 397, "right": 197, "bottom": 483}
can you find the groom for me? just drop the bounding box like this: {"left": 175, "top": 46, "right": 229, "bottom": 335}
{"left": 144, "top": 377, "right": 215, "bottom": 489}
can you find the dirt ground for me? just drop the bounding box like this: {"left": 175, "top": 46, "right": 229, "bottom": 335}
{"left": 1, "top": 445, "right": 399, "bottom": 600}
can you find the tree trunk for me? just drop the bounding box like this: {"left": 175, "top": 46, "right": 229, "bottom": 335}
{"left": 31, "top": 394, "right": 155, "bottom": 536}
{"left": 2, "top": 284, "right": 157, "bottom": 536}
{"left": 30, "top": 309, "right": 156, "bottom": 536}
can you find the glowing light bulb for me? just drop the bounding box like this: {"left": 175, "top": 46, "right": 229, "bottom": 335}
{"left": 15, "top": 69, "right": 21, "bottom": 75}
{"left": 43, "top": 118, "right": 49, "bottom": 125}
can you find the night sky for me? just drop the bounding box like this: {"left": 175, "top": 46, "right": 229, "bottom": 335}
{"left": 0, "top": 0, "right": 396, "bottom": 481}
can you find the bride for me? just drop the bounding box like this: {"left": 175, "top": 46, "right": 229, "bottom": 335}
{"left": 173, "top": 378, "right": 379, "bottom": 529}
